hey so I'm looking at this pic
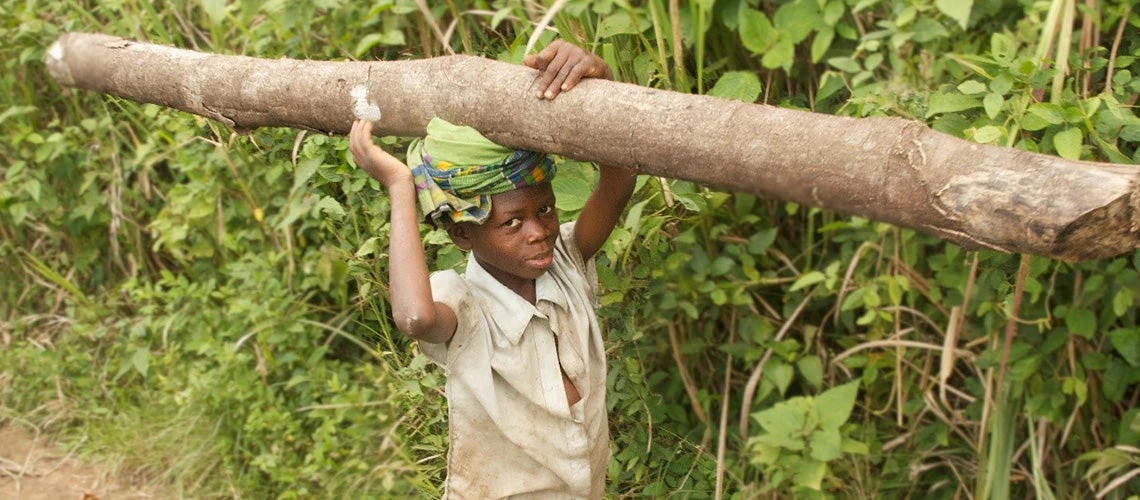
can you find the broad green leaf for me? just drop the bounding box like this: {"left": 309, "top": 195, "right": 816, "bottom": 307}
{"left": 491, "top": 7, "right": 511, "bottom": 29}
{"left": 1066, "top": 309, "right": 1096, "bottom": 339}
{"left": 896, "top": 6, "right": 917, "bottom": 27}
{"left": 1028, "top": 103, "right": 1065, "bottom": 124}
{"left": 797, "top": 355, "right": 824, "bottom": 389}
{"left": 23, "top": 178, "right": 40, "bottom": 202}
{"left": 912, "top": 18, "right": 948, "bottom": 43}
{"left": 990, "top": 33, "right": 1017, "bottom": 64}
{"left": 1104, "top": 359, "right": 1132, "bottom": 402}
{"left": 828, "top": 56, "right": 862, "bottom": 73}
{"left": 767, "top": 362, "right": 795, "bottom": 396}
{"left": 1053, "top": 127, "right": 1083, "bottom": 160}
{"left": 935, "top": 0, "right": 973, "bottom": 29}
{"left": 353, "top": 31, "right": 406, "bottom": 57}
{"left": 596, "top": 12, "right": 649, "bottom": 38}
{"left": 815, "top": 381, "right": 859, "bottom": 429}
{"left": 852, "top": 0, "right": 881, "bottom": 13}
{"left": 317, "top": 196, "right": 346, "bottom": 219}
{"left": 773, "top": 0, "right": 823, "bottom": 44}
{"left": 710, "top": 289, "right": 728, "bottom": 305}
{"left": 1120, "top": 409, "right": 1140, "bottom": 447}
{"left": 131, "top": 348, "right": 150, "bottom": 377}
{"left": 957, "top": 80, "right": 987, "bottom": 95}
{"left": 817, "top": 72, "right": 846, "bottom": 101}
{"left": 791, "top": 271, "right": 826, "bottom": 291}
{"left": 200, "top": 0, "right": 228, "bottom": 24}
{"left": 710, "top": 256, "right": 735, "bottom": 276}
{"left": 864, "top": 53, "right": 883, "bottom": 70}
{"left": 808, "top": 427, "right": 842, "bottom": 461}
{"left": 748, "top": 228, "right": 778, "bottom": 255}
{"left": 840, "top": 288, "right": 864, "bottom": 311}
{"left": 552, "top": 162, "right": 594, "bottom": 212}
{"left": 623, "top": 199, "right": 648, "bottom": 233}
{"left": 0, "top": 105, "right": 36, "bottom": 126}
{"left": 750, "top": 441, "right": 782, "bottom": 465}
{"left": 762, "top": 38, "right": 796, "bottom": 71}
{"left": 739, "top": 8, "right": 775, "bottom": 54}
{"left": 990, "top": 74, "right": 1013, "bottom": 95}
{"left": 793, "top": 459, "right": 827, "bottom": 490}
{"left": 984, "top": 92, "right": 1004, "bottom": 119}
{"left": 1109, "top": 328, "right": 1140, "bottom": 366}
{"left": 1113, "top": 288, "right": 1134, "bottom": 317}
{"left": 926, "top": 92, "right": 981, "bottom": 117}
{"left": 292, "top": 157, "right": 321, "bottom": 195}
{"left": 754, "top": 431, "right": 804, "bottom": 451}
{"left": 708, "top": 71, "right": 763, "bottom": 103}
{"left": 823, "top": 0, "right": 845, "bottom": 26}
{"left": 1120, "top": 125, "right": 1140, "bottom": 142}
{"left": 972, "top": 125, "right": 1002, "bottom": 144}
{"left": 841, "top": 438, "right": 870, "bottom": 454}
{"left": 754, "top": 403, "right": 806, "bottom": 437}
{"left": 1062, "top": 377, "right": 1089, "bottom": 406}
{"left": 1021, "top": 112, "right": 1052, "bottom": 131}
{"left": 811, "top": 27, "right": 835, "bottom": 63}
{"left": 355, "top": 237, "right": 382, "bottom": 258}
{"left": 855, "top": 309, "right": 877, "bottom": 326}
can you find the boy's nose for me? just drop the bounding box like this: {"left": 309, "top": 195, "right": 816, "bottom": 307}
{"left": 525, "top": 220, "right": 552, "bottom": 243}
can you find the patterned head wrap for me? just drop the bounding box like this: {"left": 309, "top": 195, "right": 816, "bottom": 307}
{"left": 407, "top": 117, "right": 556, "bottom": 226}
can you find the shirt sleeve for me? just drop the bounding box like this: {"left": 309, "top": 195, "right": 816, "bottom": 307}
{"left": 558, "top": 222, "right": 599, "bottom": 305}
{"left": 417, "top": 269, "right": 474, "bottom": 367}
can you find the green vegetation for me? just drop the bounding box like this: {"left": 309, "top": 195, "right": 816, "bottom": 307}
{"left": 3, "top": 0, "right": 1140, "bottom": 497}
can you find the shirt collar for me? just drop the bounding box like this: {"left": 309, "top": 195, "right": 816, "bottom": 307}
{"left": 463, "top": 252, "right": 545, "bottom": 345}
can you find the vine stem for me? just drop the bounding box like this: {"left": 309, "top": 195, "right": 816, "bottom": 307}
{"left": 1105, "top": 5, "right": 1133, "bottom": 95}
{"left": 997, "top": 255, "right": 1031, "bottom": 390}
{"left": 714, "top": 310, "right": 736, "bottom": 500}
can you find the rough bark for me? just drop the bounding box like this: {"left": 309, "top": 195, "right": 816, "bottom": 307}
{"left": 45, "top": 32, "right": 1140, "bottom": 261}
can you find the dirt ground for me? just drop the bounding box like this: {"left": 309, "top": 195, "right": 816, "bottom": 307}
{"left": 0, "top": 424, "right": 159, "bottom": 500}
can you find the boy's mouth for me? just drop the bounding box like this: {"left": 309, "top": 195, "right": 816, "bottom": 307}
{"left": 526, "top": 250, "right": 554, "bottom": 268}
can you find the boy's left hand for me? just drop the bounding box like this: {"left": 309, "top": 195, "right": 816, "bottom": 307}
{"left": 524, "top": 40, "right": 613, "bottom": 100}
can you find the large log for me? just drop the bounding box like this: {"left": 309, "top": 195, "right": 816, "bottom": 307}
{"left": 45, "top": 32, "right": 1140, "bottom": 261}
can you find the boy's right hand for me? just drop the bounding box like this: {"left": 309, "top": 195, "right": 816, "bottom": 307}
{"left": 349, "top": 120, "right": 413, "bottom": 189}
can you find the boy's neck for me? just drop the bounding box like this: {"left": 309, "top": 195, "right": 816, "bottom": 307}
{"left": 475, "top": 256, "right": 537, "bottom": 304}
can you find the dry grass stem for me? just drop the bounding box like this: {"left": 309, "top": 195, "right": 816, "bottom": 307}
{"left": 739, "top": 290, "right": 816, "bottom": 438}
{"left": 668, "top": 323, "right": 709, "bottom": 424}
{"left": 524, "top": 0, "right": 568, "bottom": 55}
{"left": 831, "top": 337, "right": 976, "bottom": 365}
{"left": 415, "top": 0, "right": 456, "bottom": 55}
{"left": 1104, "top": 5, "right": 1132, "bottom": 95}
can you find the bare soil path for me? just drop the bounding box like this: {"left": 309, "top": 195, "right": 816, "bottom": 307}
{"left": 0, "top": 425, "right": 159, "bottom": 500}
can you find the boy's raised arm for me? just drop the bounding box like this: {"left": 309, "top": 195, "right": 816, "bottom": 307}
{"left": 349, "top": 120, "right": 457, "bottom": 345}
{"left": 525, "top": 41, "right": 638, "bottom": 260}
{"left": 575, "top": 163, "right": 637, "bottom": 261}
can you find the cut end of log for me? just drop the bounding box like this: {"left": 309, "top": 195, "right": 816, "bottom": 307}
{"left": 44, "top": 39, "right": 73, "bottom": 86}
{"left": 1050, "top": 183, "right": 1140, "bottom": 262}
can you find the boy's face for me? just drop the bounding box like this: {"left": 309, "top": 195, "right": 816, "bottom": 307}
{"left": 449, "top": 183, "right": 560, "bottom": 286}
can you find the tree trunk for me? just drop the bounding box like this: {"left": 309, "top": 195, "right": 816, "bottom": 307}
{"left": 45, "top": 32, "right": 1140, "bottom": 261}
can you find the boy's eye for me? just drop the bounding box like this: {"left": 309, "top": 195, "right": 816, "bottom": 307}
{"left": 503, "top": 218, "right": 522, "bottom": 228}
{"left": 538, "top": 205, "right": 554, "bottom": 216}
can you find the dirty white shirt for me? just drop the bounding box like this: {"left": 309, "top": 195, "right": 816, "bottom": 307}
{"left": 420, "top": 222, "right": 610, "bottom": 499}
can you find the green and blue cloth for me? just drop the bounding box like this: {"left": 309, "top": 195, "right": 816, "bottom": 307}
{"left": 407, "top": 117, "right": 555, "bottom": 226}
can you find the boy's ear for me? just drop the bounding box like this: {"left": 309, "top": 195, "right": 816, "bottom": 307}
{"left": 447, "top": 222, "right": 475, "bottom": 251}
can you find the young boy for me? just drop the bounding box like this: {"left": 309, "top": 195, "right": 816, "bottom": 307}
{"left": 347, "top": 41, "right": 637, "bottom": 498}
